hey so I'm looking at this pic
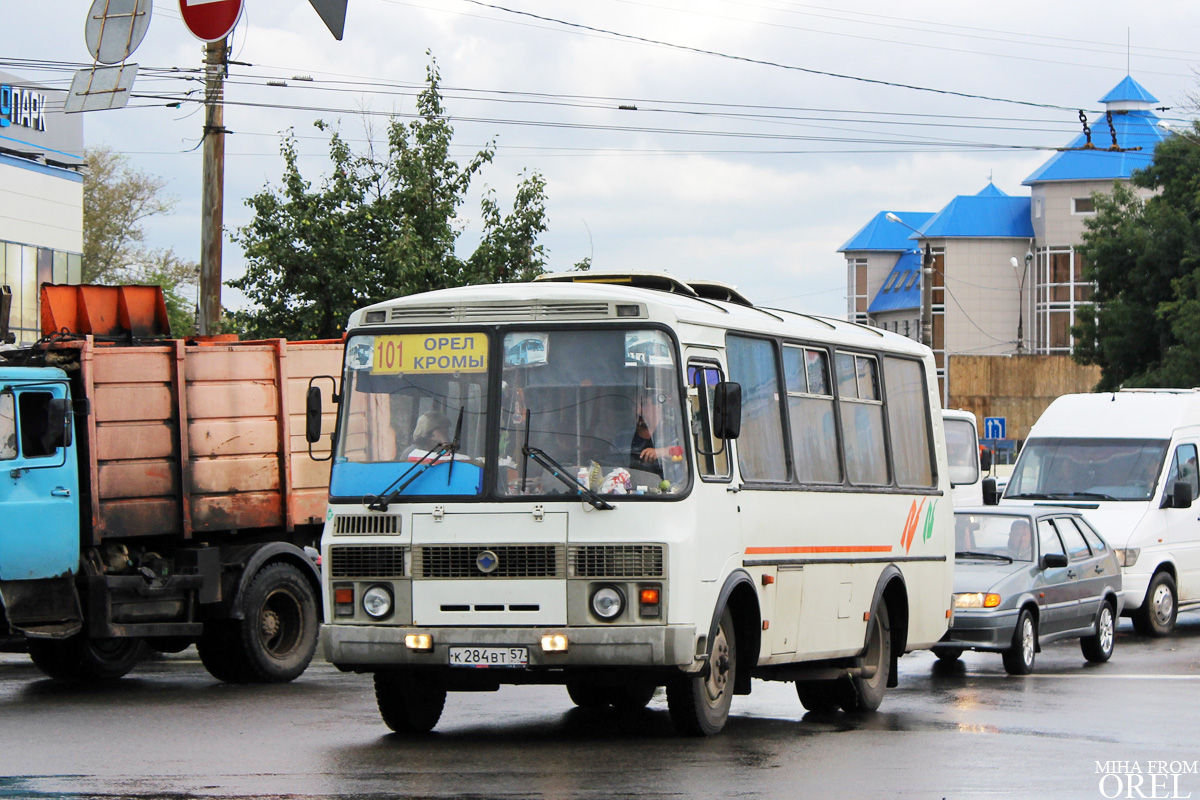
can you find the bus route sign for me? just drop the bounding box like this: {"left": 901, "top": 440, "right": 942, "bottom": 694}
{"left": 371, "top": 334, "right": 488, "bottom": 375}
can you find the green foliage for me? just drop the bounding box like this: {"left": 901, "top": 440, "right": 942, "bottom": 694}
{"left": 1075, "top": 124, "right": 1200, "bottom": 390}
{"left": 229, "top": 59, "right": 550, "bottom": 341}
{"left": 82, "top": 146, "right": 199, "bottom": 337}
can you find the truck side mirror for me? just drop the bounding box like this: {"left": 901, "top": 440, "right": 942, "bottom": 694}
{"left": 1041, "top": 552, "right": 1069, "bottom": 569}
{"left": 1170, "top": 480, "right": 1193, "bottom": 510}
{"left": 45, "top": 397, "right": 72, "bottom": 450}
{"left": 982, "top": 477, "right": 999, "bottom": 505}
{"left": 712, "top": 381, "right": 741, "bottom": 440}
{"left": 305, "top": 386, "right": 323, "bottom": 444}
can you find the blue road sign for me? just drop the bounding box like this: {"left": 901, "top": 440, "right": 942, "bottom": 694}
{"left": 983, "top": 416, "right": 1006, "bottom": 439}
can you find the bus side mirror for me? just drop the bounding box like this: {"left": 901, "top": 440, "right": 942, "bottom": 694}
{"left": 982, "top": 477, "right": 999, "bottom": 505}
{"left": 45, "top": 398, "right": 72, "bottom": 450}
{"left": 305, "top": 386, "right": 323, "bottom": 444}
{"left": 713, "top": 381, "right": 742, "bottom": 440}
{"left": 1168, "top": 480, "right": 1193, "bottom": 510}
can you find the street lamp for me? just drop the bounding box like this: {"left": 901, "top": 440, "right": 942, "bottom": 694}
{"left": 1010, "top": 249, "right": 1033, "bottom": 354}
{"left": 886, "top": 213, "right": 933, "bottom": 349}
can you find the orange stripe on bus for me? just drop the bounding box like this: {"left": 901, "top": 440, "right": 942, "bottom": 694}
{"left": 744, "top": 546, "right": 894, "bottom": 555}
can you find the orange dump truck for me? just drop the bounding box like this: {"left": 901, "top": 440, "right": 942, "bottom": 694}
{"left": 0, "top": 286, "right": 341, "bottom": 682}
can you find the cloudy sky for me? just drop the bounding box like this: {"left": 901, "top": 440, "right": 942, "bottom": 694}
{"left": 7, "top": 1, "right": 1200, "bottom": 319}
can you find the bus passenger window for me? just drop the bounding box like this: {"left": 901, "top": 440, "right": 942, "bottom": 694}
{"left": 884, "top": 357, "right": 935, "bottom": 488}
{"left": 688, "top": 364, "right": 730, "bottom": 480}
{"left": 837, "top": 353, "right": 888, "bottom": 486}
{"left": 782, "top": 345, "right": 840, "bottom": 484}
{"left": 726, "top": 335, "right": 787, "bottom": 482}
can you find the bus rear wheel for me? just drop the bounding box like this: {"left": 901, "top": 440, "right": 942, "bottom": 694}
{"left": 839, "top": 603, "right": 891, "bottom": 713}
{"left": 667, "top": 608, "right": 736, "bottom": 736}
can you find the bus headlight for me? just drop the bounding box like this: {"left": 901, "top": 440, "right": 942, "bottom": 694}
{"left": 362, "top": 585, "right": 393, "bottom": 619}
{"left": 590, "top": 585, "right": 625, "bottom": 620}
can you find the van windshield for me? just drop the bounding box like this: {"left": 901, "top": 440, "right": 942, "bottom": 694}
{"left": 1005, "top": 437, "right": 1169, "bottom": 502}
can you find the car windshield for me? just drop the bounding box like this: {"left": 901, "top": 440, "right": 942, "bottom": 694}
{"left": 1005, "top": 437, "right": 1169, "bottom": 502}
{"left": 497, "top": 328, "right": 689, "bottom": 498}
{"left": 955, "top": 513, "right": 1035, "bottom": 562}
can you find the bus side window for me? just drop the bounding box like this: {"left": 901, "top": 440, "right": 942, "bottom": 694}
{"left": 726, "top": 335, "right": 787, "bottom": 482}
{"left": 688, "top": 364, "right": 730, "bottom": 480}
{"left": 782, "top": 345, "right": 840, "bottom": 484}
{"left": 884, "top": 357, "right": 935, "bottom": 488}
{"left": 837, "top": 352, "right": 888, "bottom": 486}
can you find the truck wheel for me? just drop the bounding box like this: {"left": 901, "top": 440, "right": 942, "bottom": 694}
{"left": 197, "top": 620, "right": 253, "bottom": 683}
{"left": 375, "top": 672, "right": 446, "bottom": 733}
{"left": 839, "top": 603, "right": 891, "bottom": 713}
{"left": 236, "top": 563, "right": 319, "bottom": 683}
{"left": 28, "top": 636, "right": 146, "bottom": 681}
{"left": 1132, "top": 572, "right": 1177, "bottom": 637}
{"left": 667, "top": 607, "right": 736, "bottom": 736}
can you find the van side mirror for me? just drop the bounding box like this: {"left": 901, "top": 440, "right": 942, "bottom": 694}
{"left": 982, "top": 477, "right": 999, "bottom": 505}
{"left": 45, "top": 397, "right": 72, "bottom": 450}
{"left": 305, "top": 386, "right": 323, "bottom": 444}
{"left": 1168, "top": 480, "right": 1193, "bottom": 510}
{"left": 1041, "top": 552, "right": 1069, "bottom": 569}
{"left": 712, "top": 381, "right": 741, "bottom": 440}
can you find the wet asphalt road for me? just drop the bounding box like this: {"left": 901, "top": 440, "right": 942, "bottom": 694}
{"left": 2, "top": 617, "right": 1199, "bottom": 800}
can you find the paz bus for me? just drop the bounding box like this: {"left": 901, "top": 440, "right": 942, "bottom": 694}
{"left": 312, "top": 273, "right": 954, "bottom": 736}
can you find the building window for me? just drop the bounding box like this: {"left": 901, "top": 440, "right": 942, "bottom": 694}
{"left": 1072, "top": 196, "right": 1096, "bottom": 215}
{"left": 1034, "top": 197, "right": 1043, "bottom": 219}
{"left": 930, "top": 248, "right": 946, "bottom": 403}
{"left": 1034, "top": 247, "right": 1094, "bottom": 355}
{"left": 848, "top": 258, "right": 869, "bottom": 325}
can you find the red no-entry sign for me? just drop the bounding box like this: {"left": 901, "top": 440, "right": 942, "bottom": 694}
{"left": 179, "top": 0, "right": 244, "bottom": 42}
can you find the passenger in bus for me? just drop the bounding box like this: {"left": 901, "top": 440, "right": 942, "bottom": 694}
{"left": 404, "top": 412, "right": 451, "bottom": 460}
{"left": 1007, "top": 519, "right": 1033, "bottom": 560}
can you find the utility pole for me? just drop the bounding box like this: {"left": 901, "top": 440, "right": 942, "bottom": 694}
{"left": 198, "top": 37, "right": 227, "bottom": 335}
{"left": 921, "top": 243, "right": 933, "bottom": 349}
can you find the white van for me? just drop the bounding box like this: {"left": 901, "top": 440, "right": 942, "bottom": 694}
{"left": 944, "top": 409, "right": 983, "bottom": 507}
{"left": 1001, "top": 389, "right": 1200, "bottom": 635}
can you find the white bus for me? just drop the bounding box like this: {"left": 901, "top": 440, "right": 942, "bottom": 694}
{"left": 314, "top": 273, "right": 954, "bottom": 736}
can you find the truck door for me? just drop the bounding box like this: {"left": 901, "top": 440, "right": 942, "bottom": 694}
{"left": 1163, "top": 442, "right": 1200, "bottom": 604}
{"left": 0, "top": 385, "right": 80, "bottom": 581}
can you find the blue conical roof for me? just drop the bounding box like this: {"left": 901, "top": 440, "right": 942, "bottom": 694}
{"left": 838, "top": 210, "right": 934, "bottom": 252}
{"left": 917, "top": 190, "right": 1033, "bottom": 239}
{"left": 1100, "top": 75, "right": 1158, "bottom": 105}
{"left": 975, "top": 182, "right": 1008, "bottom": 198}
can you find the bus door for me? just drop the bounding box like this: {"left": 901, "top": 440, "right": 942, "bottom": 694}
{"left": 686, "top": 359, "right": 741, "bottom": 584}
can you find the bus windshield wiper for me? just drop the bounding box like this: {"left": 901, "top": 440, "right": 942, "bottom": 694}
{"left": 519, "top": 411, "right": 613, "bottom": 510}
{"left": 366, "top": 407, "right": 464, "bottom": 512}
{"left": 955, "top": 551, "right": 1013, "bottom": 563}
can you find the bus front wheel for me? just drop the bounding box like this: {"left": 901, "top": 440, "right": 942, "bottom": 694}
{"left": 667, "top": 608, "right": 736, "bottom": 736}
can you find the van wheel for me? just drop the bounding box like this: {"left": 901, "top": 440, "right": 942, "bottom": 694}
{"left": 608, "top": 683, "right": 657, "bottom": 710}
{"left": 566, "top": 682, "right": 608, "bottom": 709}
{"left": 933, "top": 647, "right": 964, "bottom": 663}
{"left": 667, "top": 608, "right": 736, "bottom": 736}
{"left": 375, "top": 672, "right": 446, "bottom": 734}
{"left": 1081, "top": 601, "right": 1116, "bottom": 663}
{"left": 839, "top": 603, "right": 891, "bottom": 712}
{"left": 1132, "top": 572, "right": 1176, "bottom": 637}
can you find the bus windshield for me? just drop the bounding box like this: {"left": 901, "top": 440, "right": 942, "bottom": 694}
{"left": 1005, "top": 437, "right": 1169, "bottom": 502}
{"left": 498, "top": 328, "right": 689, "bottom": 498}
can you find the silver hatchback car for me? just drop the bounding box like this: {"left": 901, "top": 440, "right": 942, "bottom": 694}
{"left": 935, "top": 507, "right": 1123, "bottom": 674}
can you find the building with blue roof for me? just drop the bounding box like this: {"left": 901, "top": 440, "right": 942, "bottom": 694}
{"left": 841, "top": 75, "right": 1169, "bottom": 402}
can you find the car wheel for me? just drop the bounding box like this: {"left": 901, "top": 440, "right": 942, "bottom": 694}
{"left": 375, "top": 671, "right": 446, "bottom": 734}
{"left": 1132, "top": 572, "right": 1177, "bottom": 637}
{"left": 839, "top": 604, "right": 891, "bottom": 712}
{"left": 933, "top": 646, "right": 964, "bottom": 663}
{"left": 1081, "top": 601, "right": 1116, "bottom": 663}
{"left": 667, "top": 607, "right": 736, "bottom": 736}
{"left": 1002, "top": 609, "right": 1037, "bottom": 675}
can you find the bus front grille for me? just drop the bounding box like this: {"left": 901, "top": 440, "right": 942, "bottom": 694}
{"left": 331, "top": 514, "right": 401, "bottom": 535}
{"left": 568, "top": 545, "right": 665, "bottom": 578}
{"left": 414, "top": 545, "right": 565, "bottom": 579}
{"left": 329, "top": 545, "right": 408, "bottom": 578}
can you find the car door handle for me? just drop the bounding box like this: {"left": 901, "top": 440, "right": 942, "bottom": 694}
{"left": 51, "top": 487, "right": 71, "bottom": 497}
{"left": 1067, "top": 570, "right": 1077, "bottom": 579}
{"left": 1094, "top": 565, "right": 1104, "bottom": 575}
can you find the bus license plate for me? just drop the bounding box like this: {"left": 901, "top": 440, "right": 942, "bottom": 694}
{"left": 448, "top": 646, "right": 529, "bottom": 668}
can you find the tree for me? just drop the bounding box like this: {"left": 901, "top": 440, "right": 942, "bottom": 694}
{"left": 1073, "top": 124, "right": 1200, "bottom": 390}
{"left": 82, "top": 146, "right": 199, "bottom": 336}
{"left": 229, "top": 58, "right": 550, "bottom": 341}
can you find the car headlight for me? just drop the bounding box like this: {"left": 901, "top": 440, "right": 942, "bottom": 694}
{"left": 590, "top": 585, "right": 625, "bottom": 620}
{"left": 362, "top": 585, "right": 393, "bottom": 619}
{"left": 953, "top": 592, "right": 1001, "bottom": 609}
{"left": 1113, "top": 548, "right": 1140, "bottom": 567}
